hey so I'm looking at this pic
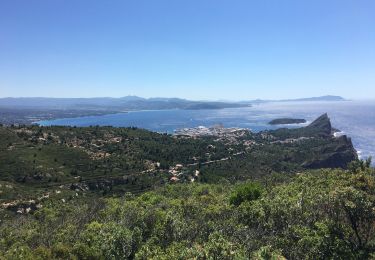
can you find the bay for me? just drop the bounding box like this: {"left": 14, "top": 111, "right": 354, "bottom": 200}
{"left": 39, "top": 100, "right": 375, "bottom": 164}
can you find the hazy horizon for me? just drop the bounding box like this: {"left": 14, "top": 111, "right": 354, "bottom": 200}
{"left": 0, "top": 94, "right": 366, "bottom": 102}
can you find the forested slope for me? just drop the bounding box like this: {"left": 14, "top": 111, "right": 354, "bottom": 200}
{"left": 1, "top": 163, "right": 374, "bottom": 259}
{"left": 0, "top": 114, "right": 367, "bottom": 259}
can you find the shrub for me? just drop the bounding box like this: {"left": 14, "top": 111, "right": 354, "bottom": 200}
{"left": 229, "top": 182, "right": 263, "bottom": 206}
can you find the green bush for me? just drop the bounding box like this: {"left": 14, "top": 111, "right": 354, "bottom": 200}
{"left": 1, "top": 168, "right": 375, "bottom": 259}
{"left": 229, "top": 182, "right": 263, "bottom": 206}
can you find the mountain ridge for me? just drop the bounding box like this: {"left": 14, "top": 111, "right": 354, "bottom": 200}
{"left": 0, "top": 96, "right": 249, "bottom": 110}
{"left": 241, "top": 95, "right": 346, "bottom": 103}
{"left": 0, "top": 95, "right": 346, "bottom": 108}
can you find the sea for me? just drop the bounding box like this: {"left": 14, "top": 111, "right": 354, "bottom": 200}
{"left": 39, "top": 100, "right": 375, "bottom": 165}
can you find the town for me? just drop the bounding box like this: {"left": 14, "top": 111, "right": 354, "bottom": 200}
{"left": 174, "top": 124, "right": 247, "bottom": 137}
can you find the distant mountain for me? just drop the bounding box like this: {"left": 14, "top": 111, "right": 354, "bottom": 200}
{"left": 0, "top": 96, "right": 251, "bottom": 111}
{"left": 0, "top": 95, "right": 344, "bottom": 113}
{"left": 242, "top": 95, "right": 346, "bottom": 104}
{"left": 185, "top": 102, "right": 248, "bottom": 110}
{"left": 119, "top": 96, "right": 146, "bottom": 101}
{"left": 148, "top": 97, "right": 188, "bottom": 102}
{"left": 282, "top": 95, "right": 346, "bottom": 102}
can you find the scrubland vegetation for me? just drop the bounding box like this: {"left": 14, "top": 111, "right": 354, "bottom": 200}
{"left": 0, "top": 115, "right": 371, "bottom": 259}
{"left": 1, "top": 161, "right": 374, "bottom": 259}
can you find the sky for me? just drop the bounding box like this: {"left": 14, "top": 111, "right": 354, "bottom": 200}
{"left": 0, "top": 0, "right": 374, "bottom": 100}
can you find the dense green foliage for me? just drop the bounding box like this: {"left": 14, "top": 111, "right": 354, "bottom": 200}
{"left": 0, "top": 115, "right": 364, "bottom": 259}
{"left": 0, "top": 115, "right": 356, "bottom": 201}
{"left": 229, "top": 182, "right": 263, "bottom": 206}
{"left": 1, "top": 163, "right": 374, "bottom": 259}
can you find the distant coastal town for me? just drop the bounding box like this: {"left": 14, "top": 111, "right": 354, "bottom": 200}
{"left": 174, "top": 124, "right": 247, "bottom": 137}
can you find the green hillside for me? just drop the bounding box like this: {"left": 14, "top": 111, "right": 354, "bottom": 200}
{"left": 0, "top": 115, "right": 356, "bottom": 201}
{"left": 1, "top": 164, "right": 374, "bottom": 259}
{"left": 0, "top": 114, "right": 369, "bottom": 259}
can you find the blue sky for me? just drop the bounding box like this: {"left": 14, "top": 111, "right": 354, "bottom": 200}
{"left": 0, "top": 0, "right": 374, "bottom": 100}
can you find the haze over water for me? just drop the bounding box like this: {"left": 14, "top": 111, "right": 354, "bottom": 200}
{"left": 39, "top": 100, "right": 375, "bottom": 164}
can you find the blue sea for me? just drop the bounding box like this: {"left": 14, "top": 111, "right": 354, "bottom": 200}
{"left": 39, "top": 101, "right": 375, "bottom": 164}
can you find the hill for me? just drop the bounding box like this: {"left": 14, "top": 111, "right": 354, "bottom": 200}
{"left": 0, "top": 97, "right": 252, "bottom": 125}
{"left": 0, "top": 95, "right": 345, "bottom": 125}
{"left": 0, "top": 96, "right": 250, "bottom": 111}
{"left": 0, "top": 114, "right": 356, "bottom": 202}
{"left": 244, "top": 95, "right": 346, "bottom": 104}
{"left": 0, "top": 161, "right": 373, "bottom": 259}
{"left": 0, "top": 113, "right": 369, "bottom": 259}
{"left": 282, "top": 95, "right": 346, "bottom": 102}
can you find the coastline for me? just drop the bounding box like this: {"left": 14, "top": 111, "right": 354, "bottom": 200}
{"left": 34, "top": 104, "right": 375, "bottom": 165}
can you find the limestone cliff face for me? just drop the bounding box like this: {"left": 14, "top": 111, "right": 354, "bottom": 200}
{"left": 270, "top": 113, "right": 358, "bottom": 169}
{"left": 305, "top": 113, "right": 332, "bottom": 137}
{"left": 302, "top": 135, "right": 357, "bottom": 169}
{"left": 270, "top": 113, "right": 333, "bottom": 139}
{"left": 301, "top": 114, "right": 357, "bottom": 169}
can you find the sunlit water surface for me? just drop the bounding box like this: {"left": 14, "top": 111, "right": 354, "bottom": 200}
{"left": 39, "top": 101, "right": 375, "bottom": 164}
